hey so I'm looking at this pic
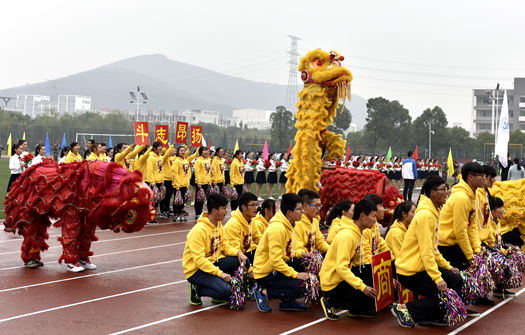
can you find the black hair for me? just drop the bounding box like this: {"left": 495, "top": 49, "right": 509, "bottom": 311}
{"left": 461, "top": 162, "right": 483, "bottom": 180}
{"left": 152, "top": 141, "right": 163, "bottom": 150}
{"left": 34, "top": 144, "right": 44, "bottom": 156}
{"left": 60, "top": 146, "right": 70, "bottom": 158}
{"left": 269, "top": 152, "right": 276, "bottom": 160}
{"left": 391, "top": 201, "right": 415, "bottom": 225}
{"left": 18, "top": 139, "right": 27, "bottom": 146}
{"left": 258, "top": 199, "right": 276, "bottom": 217}
{"left": 238, "top": 192, "right": 258, "bottom": 211}
{"left": 488, "top": 196, "right": 504, "bottom": 209}
{"left": 112, "top": 143, "right": 126, "bottom": 162}
{"left": 233, "top": 150, "right": 243, "bottom": 159}
{"left": 421, "top": 175, "right": 446, "bottom": 198}
{"left": 326, "top": 200, "right": 353, "bottom": 226}
{"left": 12, "top": 143, "right": 21, "bottom": 155}
{"left": 352, "top": 199, "right": 377, "bottom": 221}
{"left": 216, "top": 147, "right": 223, "bottom": 154}
{"left": 100, "top": 142, "right": 107, "bottom": 147}
{"left": 88, "top": 139, "right": 96, "bottom": 145}
{"left": 281, "top": 193, "right": 302, "bottom": 216}
{"left": 299, "top": 189, "right": 320, "bottom": 204}
{"left": 362, "top": 193, "right": 383, "bottom": 206}
{"left": 176, "top": 146, "right": 185, "bottom": 157}
{"left": 206, "top": 193, "right": 229, "bottom": 212}
{"left": 407, "top": 151, "right": 413, "bottom": 157}
{"left": 198, "top": 146, "right": 208, "bottom": 155}
{"left": 69, "top": 142, "right": 79, "bottom": 149}
{"left": 482, "top": 164, "right": 497, "bottom": 177}
{"left": 514, "top": 158, "right": 522, "bottom": 170}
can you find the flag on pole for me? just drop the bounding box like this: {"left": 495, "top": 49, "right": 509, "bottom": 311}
{"left": 207, "top": 139, "right": 210, "bottom": 151}
{"left": 61, "top": 133, "right": 67, "bottom": 149}
{"left": 262, "top": 140, "right": 269, "bottom": 160}
{"left": 386, "top": 146, "right": 392, "bottom": 163}
{"left": 495, "top": 90, "right": 510, "bottom": 168}
{"left": 447, "top": 148, "right": 454, "bottom": 176}
{"left": 413, "top": 146, "right": 418, "bottom": 160}
{"left": 90, "top": 134, "right": 94, "bottom": 140}
{"left": 45, "top": 133, "right": 50, "bottom": 156}
{"left": 234, "top": 140, "right": 239, "bottom": 152}
{"left": 22, "top": 132, "right": 26, "bottom": 140}
{"left": 286, "top": 142, "right": 292, "bottom": 156}
{"left": 108, "top": 136, "right": 113, "bottom": 148}
{"left": 7, "top": 132, "right": 12, "bottom": 156}
{"left": 344, "top": 144, "right": 351, "bottom": 164}
{"left": 202, "top": 136, "right": 207, "bottom": 148}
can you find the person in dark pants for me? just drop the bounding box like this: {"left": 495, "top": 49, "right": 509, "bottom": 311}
{"left": 393, "top": 176, "right": 463, "bottom": 327}
{"left": 401, "top": 151, "right": 418, "bottom": 202}
{"left": 319, "top": 199, "right": 379, "bottom": 321}
{"left": 183, "top": 193, "right": 249, "bottom": 305}
{"left": 194, "top": 146, "right": 212, "bottom": 219}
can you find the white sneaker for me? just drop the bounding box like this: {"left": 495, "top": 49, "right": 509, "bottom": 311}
{"left": 79, "top": 259, "right": 97, "bottom": 270}
{"left": 65, "top": 262, "right": 84, "bottom": 272}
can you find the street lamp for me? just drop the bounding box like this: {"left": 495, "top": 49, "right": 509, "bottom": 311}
{"left": 129, "top": 86, "right": 148, "bottom": 121}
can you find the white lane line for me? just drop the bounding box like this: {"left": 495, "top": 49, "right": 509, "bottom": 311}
{"left": 0, "top": 229, "right": 189, "bottom": 255}
{"left": 0, "top": 258, "right": 182, "bottom": 293}
{"left": 0, "top": 280, "right": 186, "bottom": 324}
{"left": 447, "top": 287, "right": 525, "bottom": 335}
{"left": 0, "top": 224, "right": 190, "bottom": 244}
{"left": 279, "top": 310, "right": 346, "bottom": 335}
{"left": 109, "top": 303, "right": 227, "bottom": 335}
{"left": 0, "top": 242, "right": 185, "bottom": 271}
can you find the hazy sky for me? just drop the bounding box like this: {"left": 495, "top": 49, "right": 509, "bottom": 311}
{"left": 2, "top": 0, "right": 525, "bottom": 132}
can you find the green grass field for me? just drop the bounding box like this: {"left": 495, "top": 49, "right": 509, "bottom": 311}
{"left": 1, "top": 158, "right": 9, "bottom": 219}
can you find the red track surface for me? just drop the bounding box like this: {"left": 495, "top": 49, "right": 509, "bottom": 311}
{"left": 1, "top": 214, "right": 524, "bottom": 335}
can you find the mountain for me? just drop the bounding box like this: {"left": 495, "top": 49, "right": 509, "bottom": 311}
{"left": 0, "top": 54, "right": 368, "bottom": 127}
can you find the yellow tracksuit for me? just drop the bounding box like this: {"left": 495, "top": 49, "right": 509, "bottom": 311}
{"left": 327, "top": 217, "right": 356, "bottom": 245}
{"left": 172, "top": 156, "right": 190, "bottom": 189}
{"left": 145, "top": 151, "right": 163, "bottom": 184}
{"left": 475, "top": 188, "right": 494, "bottom": 248}
{"left": 293, "top": 214, "right": 329, "bottom": 257}
{"left": 320, "top": 220, "right": 366, "bottom": 292}
{"left": 224, "top": 209, "right": 261, "bottom": 253}
{"left": 385, "top": 220, "right": 407, "bottom": 259}
{"left": 396, "top": 195, "right": 452, "bottom": 284}
{"left": 194, "top": 156, "right": 211, "bottom": 186}
{"left": 361, "top": 222, "right": 391, "bottom": 264}
{"left": 182, "top": 213, "right": 240, "bottom": 278}
{"left": 126, "top": 145, "right": 145, "bottom": 171}
{"left": 161, "top": 145, "right": 174, "bottom": 182}
{"left": 65, "top": 151, "right": 82, "bottom": 163}
{"left": 438, "top": 179, "right": 479, "bottom": 260}
{"left": 211, "top": 156, "right": 225, "bottom": 184}
{"left": 253, "top": 210, "right": 297, "bottom": 279}
{"left": 254, "top": 213, "right": 271, "bottom": 236}
{"left": 85, "top": 152, "right": 99, "bottom": 161}
{"left": 230, "top": 158, "right": 245, "bottom": 186}
{"left": 134, "top": 147, "right": 152, "bottom": 175}
{"left": 114, "top": 144, "right": 134, "bottom": 168}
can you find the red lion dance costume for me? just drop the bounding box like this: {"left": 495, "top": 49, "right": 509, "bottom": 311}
{"left": 3, "top": 159, "right": 155, "bottom": 270}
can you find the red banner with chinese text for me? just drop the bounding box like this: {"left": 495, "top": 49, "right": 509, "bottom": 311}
{"left": 175, "top": 122, "right": 189, "bottom": 144}
{"left": 372, "top": 250, "right": 395, "bottom": 311}
{"left": 134, "top": 121, "right": 150, "bottom": 145}
{"left": 190, "top": 126, "right": 203, "bottom": 147}
{"left": 398, "top": 284, "right": 415, "bottom": 305}
{"left": 155, "top": 125, "right": 169, "bottom": 147}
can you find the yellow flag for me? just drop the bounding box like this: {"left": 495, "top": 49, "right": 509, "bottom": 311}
{"left": 22, "top": 131, "right": 26, "bottom": 140}
{"left": 7, "top": 132, "right": 12, "bottom": 156}
{"left": 447, "top": 148, "right": 454, "bottom": 176}
{"left": 234, "top": 140, "right": 239, "bottom": 152}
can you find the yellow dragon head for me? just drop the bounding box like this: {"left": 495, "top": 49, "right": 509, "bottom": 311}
{"left": 298, "top": 49, "right": 353, "bottom": 106}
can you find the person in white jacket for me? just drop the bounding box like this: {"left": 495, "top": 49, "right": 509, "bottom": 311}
{"left": 508, "top": 158, "right": 525, "bottom": 180}
{"left": 278, "top": 153, "right": 291, "bottom": 199}
{"left": 30, "top": 144, "right": 46, "bottom": 166}
{"left": 266, "top": 153, "right": 278, "bottom": 200}
{"left": 7, "top": 143, "right": 26, "bottom": 192}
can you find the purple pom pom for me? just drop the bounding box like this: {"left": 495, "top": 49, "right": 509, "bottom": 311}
{"left": 174, "top": 190, "right": 183, "bottom": 205}
{"left": 439, "top": 288, "right": 467, "bottom": 326}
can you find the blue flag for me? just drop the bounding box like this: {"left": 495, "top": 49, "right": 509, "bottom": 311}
{"left": 61, "top": 133, "right": 67, "bottom": 149}
{"left": 108, "top": 136, "right": 113, "bottom": 148}
{"left": 45, "top": 133, "right": 51, "bottom": 156}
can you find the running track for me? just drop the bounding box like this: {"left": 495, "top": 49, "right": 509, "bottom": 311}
{"left": 1, "top": 214, "right": 524, "bottom": 335}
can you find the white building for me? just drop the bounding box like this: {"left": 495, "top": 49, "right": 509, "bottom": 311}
{"left": 232, "top": 108, "right": 273, "bottom": 129}
{"left": 57, "top": 95, "right": 92, "bottom": 114}
{"left": 16, "top": 94, "right": 51, "bottom": 118}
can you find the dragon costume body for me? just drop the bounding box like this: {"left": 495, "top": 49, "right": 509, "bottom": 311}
{"left": 4, "top": 160, "right": 155, "bottom": 267}
{"left": 285, "top": 49, "right": 352, "bottom": 193}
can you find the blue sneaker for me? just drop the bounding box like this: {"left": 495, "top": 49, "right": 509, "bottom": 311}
{"left": 255, "top": 288, "right": 272, "bottom": 312}
{"left": 279, "top": 299, "right": 307, "bottom": 311}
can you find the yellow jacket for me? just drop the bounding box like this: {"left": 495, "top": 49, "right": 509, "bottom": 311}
{"left": 161, "top": 145, "right": 174, "bottom": 181}
{"left": 361, "top": 222, "right": 391, "bottom": 264}
{"left": 99, "top": 152, "right": 108, "bottom": 162}
{"left": 254, "top": 213, "right": 271, "bottom": 236}
{"left": 385, "top": 220, "right": 407, "bottom": 259}
{"left": 86, "top": 152, "right": 100, "bottom": 161}
{"left": 293, "top": 214, "right": 329, "bottom": 257}
{"left": 211, "top": 156, "right": 225, "bottom": 184}
{"left": 114, "top": 144, "right": 134, "bottom": 168}
{"left": 475, "top": 188, "right": 493, "bottom": 247}
{"left": 65, "top": 151, "right": 82, "bottom": 163}
{"left": 253, "top": 210, "right": 297, "bottom": 279}
{"left": 320, "top": 219, "right": 366, "bottom": 292}
{"left": 194, "top": 156, "right": 211, "bottom": 185}
{"left": 396, "top": 195, "right": 452, "bottom": 284}
{"left": 224, "top": 209, "right": 261, "bottom": 253}
{"left": 182, "top": 213, "right": 240, "bottom": 278}
{"left": 145, "top": 151, "right": 163, "bottom": 184}
{"left": 481, "top": 219, "right": 500, "bottom": 248}
{"left": 172, "top": 156, "right": 191, "bottom": 189}
{"left": 230, "top": 158, "right": 245, "bottom": 186}
{"left": 438, "top": 179, "right": 479, "bottom": 260}
{"left": 134, "top": 147, "right": 152, "bottom": 175}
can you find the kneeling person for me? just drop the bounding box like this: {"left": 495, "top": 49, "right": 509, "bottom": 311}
{"left": 183, "top": 193, "right": 249, "bottom": 305}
